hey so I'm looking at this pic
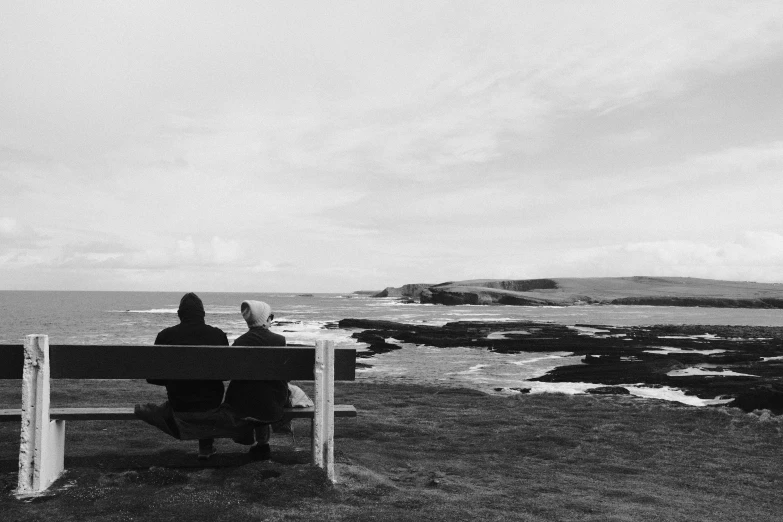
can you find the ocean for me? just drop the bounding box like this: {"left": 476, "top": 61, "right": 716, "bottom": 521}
{"left": 3, "top": 291, "right": 782, "bottom": 406}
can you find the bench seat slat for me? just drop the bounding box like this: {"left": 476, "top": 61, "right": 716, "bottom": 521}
{"left": 0, "top": 405, "right": 357, "bottom": 422}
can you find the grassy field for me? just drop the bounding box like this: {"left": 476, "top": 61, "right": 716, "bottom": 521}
{"left": 1, "top": 380, "right": 782, "bottom": 521}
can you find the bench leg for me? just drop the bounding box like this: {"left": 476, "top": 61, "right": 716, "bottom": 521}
{"left": 312, "top": 340, "right": 335, "bottom": 482}
{"left": 17, "top": 334, "right": 65, "bottom": 497}
{"left": 39, "top": 420, "right": 66, "bottom": 489}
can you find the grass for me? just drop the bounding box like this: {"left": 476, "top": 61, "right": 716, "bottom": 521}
{"left": 1, "top": 380, "right": 782, "bottom": 521}
{"left": 429, "top": 276, "right": 783, "bottom": 305}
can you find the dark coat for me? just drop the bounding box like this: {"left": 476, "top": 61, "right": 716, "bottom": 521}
{"left": 224, "top": 327, "right": 289, "bottom": 423}
{"left": 149, "top": 319, "right": 229, "bottom": 412}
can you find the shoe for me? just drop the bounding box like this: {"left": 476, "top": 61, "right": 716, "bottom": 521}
{"left": 248, "top": 443, "right": 271, "bottom": 461}
{"left": 198, "top": 445, "right": 217, "bottom": 461}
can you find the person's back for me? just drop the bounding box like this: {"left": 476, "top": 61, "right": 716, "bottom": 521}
{"left": 224, "top": 300, "right": 288, "bottom": 459}
{"left": 153, "top": 318, "right": 228, "bottom": 412}
{"left": 147, "top": 292, "right": 228, "bottom": 459}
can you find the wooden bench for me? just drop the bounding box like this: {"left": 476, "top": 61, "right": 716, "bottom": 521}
{"left": 0, "top": 335, "right": 356, "bottom": 496}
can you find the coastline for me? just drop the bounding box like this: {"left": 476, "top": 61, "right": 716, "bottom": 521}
{"left": 343, "top": 318, "right": 783, "bottom": 413}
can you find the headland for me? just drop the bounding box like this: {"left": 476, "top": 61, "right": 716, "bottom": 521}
{"left": 361, "top": 276, "right": 783, "bottom": 308}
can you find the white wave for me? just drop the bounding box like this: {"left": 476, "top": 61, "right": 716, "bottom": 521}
{"left": 450, "top": 364, "right": 487, "bottom": 375}
{"left": 659, "top": 334, "right": 719, "bottom": 340}
{"left": 567, "top": 326, "right": 611, "bottom": 336}
{"left": 268, "top": 319, "right": 362, "bottom": 347}
{"left": 643, "top": 346, "right": 726, "bottom": 355}
{"left": 667, "top": 367, "right": 757, "bottom": 377}
{"left": 486, "top": 330, "right": 533, "bottom": 339}
{"left": 624, "top": 385, "right": 733, "bottom": 406}
{"left": 510, "top": 354, "right": 572, "bottom": 365}
{"left": 525, "top": 381, "right": 603, "bottom": 395}
{"left": 527, "top": 381, "right": 733, "bottom": 406}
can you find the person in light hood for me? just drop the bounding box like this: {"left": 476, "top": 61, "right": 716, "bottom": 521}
{"left": 224, "top": 300, "right": 289, "bottom": 460}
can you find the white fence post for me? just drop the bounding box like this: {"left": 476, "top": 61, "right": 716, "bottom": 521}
{"left": 312, "top": 340, "right": 335, "bottom": 482}
{"left": 17, "top": 334, "right": 65, "bottom": 496}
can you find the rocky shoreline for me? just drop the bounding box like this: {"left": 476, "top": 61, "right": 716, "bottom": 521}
{"left": 337, "top": 318, "right": 783, "bottom": 414}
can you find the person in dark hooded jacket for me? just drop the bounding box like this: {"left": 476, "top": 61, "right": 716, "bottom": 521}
{"left": 224, "top": 300, "right": 288, "bottom": 460}
{"left": 148, "top": 292, "right": 228, "bottom": 460}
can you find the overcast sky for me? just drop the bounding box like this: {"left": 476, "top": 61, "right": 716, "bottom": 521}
{"left": 2, "top": 1, "right": 783, "bottom": 292}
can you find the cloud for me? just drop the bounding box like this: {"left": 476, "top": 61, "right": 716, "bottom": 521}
{"left": 0, "top": 217, "right": 27, "bottom": 239}
{"left": 0, "top": 217, "right": 41, "bottom": 248}
{"left": 209, "top": 236, "right": 242, "bottom": 265}
{"left": 99, "top": 236, "right": 250, "bottom": 269}
{"left": 554, "top": 232, "right": 783, "bottom": 282}
{"left": 1, "top": 3, "right": 783, "bottom": 290}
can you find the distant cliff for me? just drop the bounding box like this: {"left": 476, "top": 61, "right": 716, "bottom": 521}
{"left": 375, "top": 277, "right": 783, "bottom": 308}
{"left": 373, "top": 283, "right": 435, "bottom": 298}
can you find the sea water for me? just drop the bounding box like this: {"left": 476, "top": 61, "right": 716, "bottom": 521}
{"left": 2, "top": 291, "right": 782, "bottom": 406}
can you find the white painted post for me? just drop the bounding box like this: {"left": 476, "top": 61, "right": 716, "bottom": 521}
{"left": 312, "top": 341, "right": 324, "bottom": 468}
{"left": 17, "top": 334, "right": 65, "bottom": 496}
{"left": 312, "top": 340, "right": 335, "bottom": 482}
{"left": 324, "top": 340, "right": 335, "bottom": 482}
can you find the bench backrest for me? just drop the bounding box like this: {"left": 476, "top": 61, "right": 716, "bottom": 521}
{"left": 0, "top": 344, "right": 356, "bottom": 380}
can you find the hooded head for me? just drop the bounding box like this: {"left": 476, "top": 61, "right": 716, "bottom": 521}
{"left": 241, "top": 300, "right": 272, "bottom": 328}
{"left": 178, "top": 292, "right": 205, "bottom": 323}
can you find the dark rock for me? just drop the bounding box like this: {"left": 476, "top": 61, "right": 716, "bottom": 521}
{"left": 586, "top": 386, "right": 631, "bottom": 395}
{"left": 728, "top": 385, "right": 783, "bottom": 414}
{"left": 493, "top": 387, "right": 530, "bottom": 393}
{"left": 339, "top": 317, "right": 783, "bottom": 401}
{"left": 339, "top": 318, "right": 433, "bottom": 330}
{"left": 356, "top": 341, "right": 402, "bottom": 358}
{"left": 583, "top": 355, "right": 621, "bottom": 365}
{"left": 647, "top": 359, "right": 687, "bottom": 374}
{"left": 425, "top": 287, "right": 554, "bottom": 306}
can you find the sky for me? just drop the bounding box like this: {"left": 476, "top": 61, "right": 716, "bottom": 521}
{"left": 1, "top": 1, "right": 783, "bottom": 292}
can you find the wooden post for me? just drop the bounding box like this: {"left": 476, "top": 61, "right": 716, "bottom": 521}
{"left": 312, "top": 340, "right": 335, "bottom": 482}
{"left": 312, "top": 341, "right": 323, "bottom": 467}
{"left": 17, "top": 335, "right": 65, "bottom": 496}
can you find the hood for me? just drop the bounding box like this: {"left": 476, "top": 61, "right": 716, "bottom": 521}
{"left": 241, "top": 300, "right": 272, "bottom": 328}
{"left": 178, "top": 292, "right": 205, "bottom": 323}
